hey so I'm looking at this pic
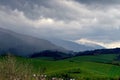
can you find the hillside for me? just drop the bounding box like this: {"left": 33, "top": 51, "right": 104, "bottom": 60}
{"left": 0, "top": 28, "right": 67, "bottom": 56}
{"left": 76, "top": 48, "right": 120, "bottom": 56}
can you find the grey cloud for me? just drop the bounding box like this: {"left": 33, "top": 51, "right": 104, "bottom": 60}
{"left": 0, "top": 0, "right": 120, "bottom": 21}
{"left": 0, "top": 0, "right": 75, "bottom": 20}
{"left": 0, "top": 0, "right": 55, "bottom": 19}
{"left": 0, "top": 0, "right": 95, "bottom": 21}
{"left": 0, "top": 0, "right": 120, "bottom": 48}
{"left": 76, "top": 0, "right": 120, "bottom": 5}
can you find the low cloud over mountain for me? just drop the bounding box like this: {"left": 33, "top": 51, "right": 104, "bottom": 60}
{"left": 0, "top": 0, "right": 120, "bottom": 48}
{"left": 0, "top": 28, "right": 67, "bottom": 56}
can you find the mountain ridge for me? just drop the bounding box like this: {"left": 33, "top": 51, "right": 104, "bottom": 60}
{"left": 47, "top": 38, "right": 104, "bottom": 52}
{"left": 0, "top": 27, "right": 68, "bottom": 56}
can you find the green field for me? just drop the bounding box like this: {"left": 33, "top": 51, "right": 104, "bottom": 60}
{"left": 0, "top": 54, "right": 120, "bottom": 80}
{"left": 18, "top": 54, "right": 120, "bottom": 79}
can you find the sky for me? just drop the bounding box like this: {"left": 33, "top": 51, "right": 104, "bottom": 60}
{"left": 0, "top": 0, "right": 120, "bottom": 48}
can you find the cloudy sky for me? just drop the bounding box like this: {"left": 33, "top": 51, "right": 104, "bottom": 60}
{"left": 0, "top": 0, "right": 120, "bottom": 48}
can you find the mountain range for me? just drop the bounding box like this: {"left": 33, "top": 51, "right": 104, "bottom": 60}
{"left": 0, "top": 28, "right": 67, "bottom": 56}
{"left": 0, "top": 27, "right": 104, "bottom": 56}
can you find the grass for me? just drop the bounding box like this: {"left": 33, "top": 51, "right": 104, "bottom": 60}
{"left": 66, "top": 54, "right": 119, "bottom": 63}
{"left": 0, "top": 54, "right": 120, "bottom": 80}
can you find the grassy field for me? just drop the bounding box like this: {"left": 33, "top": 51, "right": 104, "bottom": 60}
{"left": 0, "top": 54, "right": 120, "bottom": 80}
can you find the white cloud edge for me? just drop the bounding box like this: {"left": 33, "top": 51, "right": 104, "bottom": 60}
{"left": 76, "top": 38, "right": 120, "bottom": 48}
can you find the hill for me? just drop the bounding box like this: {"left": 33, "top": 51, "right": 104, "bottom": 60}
{"left": 76, "top": 48, "right": 120, "bottom": 56}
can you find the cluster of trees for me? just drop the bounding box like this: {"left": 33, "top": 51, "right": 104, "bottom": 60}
{"left": 1, "top": 48, "right": 120, "bottom": 61}
{"left": 76, "top": 48, "right": 120, "bottom": 56}
{"left": 30, "top": 50, "right": 72, "bottom": 60}
{"left": 29, "top": 48, "right": 120, "bottom": 61}
{"left": 116, "top": 55, "right": 120, "bottom": 61}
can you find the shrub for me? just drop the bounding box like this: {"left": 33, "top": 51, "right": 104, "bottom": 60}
{"left": 0, "top": 54, "right": 33, "bottom": 80}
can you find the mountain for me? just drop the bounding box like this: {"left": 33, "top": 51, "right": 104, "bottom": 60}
{"left": 47, "top": 38, "right": 103, "bottom": 52}
{"left": 0, "top": 28, "right": 67, "bottom": 56}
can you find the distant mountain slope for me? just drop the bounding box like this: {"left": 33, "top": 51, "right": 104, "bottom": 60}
{"left": 0, "top": 28, "right": 67, "bottom": 56}
{"left": 47, "top": 38, "right": 104, "bottom": 52}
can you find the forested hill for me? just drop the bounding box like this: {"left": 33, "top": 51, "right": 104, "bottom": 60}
{"left": 76, "top": 48, "right": 120, "bottom": 56}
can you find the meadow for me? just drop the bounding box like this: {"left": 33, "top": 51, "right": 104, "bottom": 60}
{"left": 0, "top": 54, "right": 120, "bottom": 80}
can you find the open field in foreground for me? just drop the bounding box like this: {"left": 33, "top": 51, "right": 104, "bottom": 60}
{"left": 0, "top": 54, "right": 120, "bottom": 80}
